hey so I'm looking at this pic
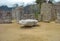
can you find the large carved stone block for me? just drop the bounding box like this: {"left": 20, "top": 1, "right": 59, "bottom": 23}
{"left": 19, "top": 19, "right": 38, "bottom": 26}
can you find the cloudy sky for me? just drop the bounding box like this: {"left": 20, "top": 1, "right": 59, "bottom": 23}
{"left": 55, "top": 0, "right": 60, "bottom": 2}
{"left": 0, "top": 0, "right": 36, "bottom": 7}
{"left": 0, "top": 0, "right": 60, "bottom": 7}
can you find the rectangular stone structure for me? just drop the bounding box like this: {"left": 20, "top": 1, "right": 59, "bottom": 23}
{"left": 0, "top": 11, "right": 12, "bottom": 23}
{"left": 40, "top": 3, "right": 53, "bottom": 22}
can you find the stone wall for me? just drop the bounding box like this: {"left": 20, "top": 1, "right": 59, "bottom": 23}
{"left": 15, "top": 7, "right": 24, "bottom": 22}
{"left": 13, "top": 7, "right": 36, "bottom": 23}
{"left": 55, "top": 5, "right": 60, "bottom": 23}
{"left": 40, "top": 3, "right": 53, "bottom": 22}
{"left": 0, "top": 11, "right": 12, "bottom": 23}
{"left": 12, "top": 2, "right": 60, "bottom": 23}
{"left": 38, "top": 2, "right": 60, "bottom": 23}
{"left": 20, "top": 14, "right": 35, "bottom": 19}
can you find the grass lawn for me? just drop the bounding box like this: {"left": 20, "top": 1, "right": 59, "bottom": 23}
{"left": 0, "top": 22, "right": 60, "bottom": 41}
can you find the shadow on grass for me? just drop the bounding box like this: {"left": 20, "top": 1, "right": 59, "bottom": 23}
{"left": 20, "top": 25, "right": 40, "bottom": 29}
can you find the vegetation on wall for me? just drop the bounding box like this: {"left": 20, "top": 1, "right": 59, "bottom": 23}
{"left": 35, "top": 0, "right": 54, "bottom": 19}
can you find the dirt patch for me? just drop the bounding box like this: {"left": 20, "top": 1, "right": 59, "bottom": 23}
{"left": 0, "top": 22, "right": 60, "bottom": 41}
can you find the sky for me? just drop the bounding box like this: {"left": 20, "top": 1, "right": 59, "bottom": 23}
{"left": 0, "top": 0, "right": 36, "bottom": 7}
{"left": 0, "top": 0, "right": 60, "bottom": 7}
{"left": 55, "top": 0, "right": 60, "bottom": 2}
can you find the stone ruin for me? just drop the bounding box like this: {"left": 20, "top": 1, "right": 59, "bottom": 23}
{"left": 13, "top": 7, "right": 36, "bottom": 23}
{"left": 38, "top": 2, "right": 60, "bottom": 23}
{"left": 20, "top": 14, "right": 35, "bottom": 19}
{"left": 39, "top": 3, "right": 53, "bottom": 22}
{"left": 12, "top": 2, "right": 60, "bottom": 23}
{"left": 54, "top": 3, "right": 60, "bottom": 23}
{"left": 0, "top": 10, "right": 12, "bottom": 23}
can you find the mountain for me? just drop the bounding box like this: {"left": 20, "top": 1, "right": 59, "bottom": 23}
{"left": 0, "top": 5, "right": 12, "bottom": 11}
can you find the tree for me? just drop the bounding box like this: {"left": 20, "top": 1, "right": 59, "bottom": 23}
{"left": 36, "top": 0, "right": 54, "bottom": 13}
{"left": 35, "top": 0, "right": 44, "bottom": 20}
{"left": 36, "top": 0, "right": 45, "bottom": 4}
{"left": 49, "top": 0, "right": 54, "bottom": 4}
{"left": 49, "top": 0, "right": 54, "bottom": 2}
{"left": 36, "top": 0, "right": 45, "bottom": 14}
{"left": 35, "top": 0, "right": 54, "bottom": 20}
